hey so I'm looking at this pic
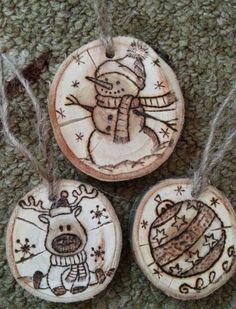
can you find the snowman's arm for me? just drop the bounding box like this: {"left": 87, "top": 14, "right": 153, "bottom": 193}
{"left": 133, "top": 109, "right": 178, "bottom": 132}
{"left": 65, "top": 94, "right": 94, "bottom": 113}
{"left": 139, "top": 92, "right": 176, "bottom": 108}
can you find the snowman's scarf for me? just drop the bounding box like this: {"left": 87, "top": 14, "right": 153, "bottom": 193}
{"left": 97, "top": 94, "right": 139, "bottom": 144}
{"left": 114, "top": 95, "right": 134, "bottom": 144}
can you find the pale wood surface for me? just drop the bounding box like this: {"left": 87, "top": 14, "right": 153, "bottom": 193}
{"left": 49, "top": 37, "right": 184, "bottom": 181}
{"left": 131, "top": 178, "right": 236, "bottom": 300}
{"left": 6, "top": 180, "right": 122, "bottom": 303}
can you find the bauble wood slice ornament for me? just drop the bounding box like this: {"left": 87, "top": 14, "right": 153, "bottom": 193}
{"left": 49, "top": 36, "right": 184, "bottom": 181}
{"left": 6, "top": 180, "right": 122, "bottom": 303}
{"left": 131, "top": 178, "right": 236, "bottom": 300}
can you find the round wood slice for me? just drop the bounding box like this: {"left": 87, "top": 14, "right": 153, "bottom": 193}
{"left": 6, "top": 180, "right": 122, "bottom": 303}
{"left": 131, "top": 178, "right": 236, "bottom": 300}
{"left": 49, "top": 36, "right": 184, "bottom": 181}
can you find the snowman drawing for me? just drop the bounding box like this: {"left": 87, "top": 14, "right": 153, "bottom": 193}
{"left": 65, "top": 41, "right": 176, "bottom": 167}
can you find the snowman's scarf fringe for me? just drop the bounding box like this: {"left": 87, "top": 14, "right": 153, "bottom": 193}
{"left": 192, "top": 81, "right": 236, "bottom": 198}
{"left": 0, "top": 53, "right": 58, "bottom": 201}
{"left": 93, "top": 0, "right": 114, "bottom": 58}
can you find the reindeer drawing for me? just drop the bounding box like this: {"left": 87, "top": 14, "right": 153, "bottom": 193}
{"left": 19, "top": 185, "right": 106, "bottom": 296}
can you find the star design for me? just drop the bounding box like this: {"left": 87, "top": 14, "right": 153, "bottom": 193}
{"left": 73, "top": 54, "right": 85, "bottom": 65}
{"left": 153, "top": 268, "right": 163, "bottom": 278}
{"left": 170, "top": 263, "right": 183, "bottom": 275}
{"left": 186, "top": 250, "right": 202, "bottom": 266}
{"left": 171, "top": 215, "right": 187, "bottom": 231}
{"left": 203, "top": 234, "right": 218, "bottom": 249}
{"left": 154, "top": 80, "right": 165, "bottom": 90}
{"left": 186, "top": 201, "right": 198, "bottom": 210}
{"left": 210, "top": 197, "right": 220, "bottom": 208}
{"left": 75, "top": 132, "right": 84, "bottom": 141}
{"left": 152, "top": 58, "right": 160, "bottom": 67}
{"left": 174, "top": 186, "right": 185, "bottom": 196}
{"left": 71, "top": 80, "right": 80, "bottom": 88}
{"left": 159, "top": 127, "right": 170, "bottom": 138}
{"left": 141, "top": 219, "right": 148, "bottom": 229}
{"left": 152, "top": 228, "right": 168, "bottom": 245}
{"left": 56, "top": 108, "right": 66, "bottom": 119}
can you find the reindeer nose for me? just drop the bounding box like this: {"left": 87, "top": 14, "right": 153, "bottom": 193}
{"left": 52, "top": 234, "right": 81, "bottom": 253}
{"left": 86, "top": 76, "right": 113, "bottom": 90}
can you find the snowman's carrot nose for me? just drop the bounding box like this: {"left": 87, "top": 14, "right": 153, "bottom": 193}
{"left": 86, "top": 76, "right": 113, "bottom": 90}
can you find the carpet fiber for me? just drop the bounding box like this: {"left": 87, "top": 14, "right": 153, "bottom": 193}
{"left": 0, "top": 0, "right": 236, "bottom": 308}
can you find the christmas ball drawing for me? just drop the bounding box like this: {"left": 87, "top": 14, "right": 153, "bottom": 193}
{"left": 131, "top": 179, "right": 236, "bottom": 300}
{"left": 149, "top": 197, "right": 226, "bottom": 278}
{"left": 49, "top": 37, "right": 185, "bottom": 181}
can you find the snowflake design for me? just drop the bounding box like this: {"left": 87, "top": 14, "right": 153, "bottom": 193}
{"left": 90, "top": 205, "right": 109, "bottom": 225}
{"left": 73, "top": 54, "right": 85, "bottom": 65}
{"left": 159, "top": 127, "right": 170, "bottom": 138}
{"left": 154, "top": 81, "right": 165, "bottom": 90}
{"left": 71, "top": 80, "right": 80, "bottom": 88}
{"left": 75, "top": 132, "right": 84, "bottom": 142}
{"left": 174, "top": 186, "right": 185, "bottom": 196}
{"left": 141, "top": 219, "right": 148, "bottom": 229}
{"left": 153, "top": 268, "right": 163, "bottom": 278}
{"left": 152, "top": 58, "right": 160, "bottom": 67}
{"left": 56, "top": 108, "right": 66, "bottom": 119}
{"left": 90, "top": 246, "right": 105, "bottom": 262}
{"left": 15, "top": 238, "right": 36, "bottom": 261}
{"left": 127, "top": 40, "right": 148, "bottom": 60}
{"left": 210, "top": 197, "right": 220, "bottom": 207}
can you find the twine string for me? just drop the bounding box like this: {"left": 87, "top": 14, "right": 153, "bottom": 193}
{"left": 0, "top": 54, "right": 57, "bottom": 201}
{"left": 93, "top": 0, "right": 115, "bottom": 58}
{"left": 192, "top": 81, "right": 236, "bottom": 198}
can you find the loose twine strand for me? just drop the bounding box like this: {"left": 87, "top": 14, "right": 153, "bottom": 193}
{"left": 0, "top": 54, "right": 58, "bottom": 201}
{"left": 93, "top": 0, "right": 115, "bottom": 58}
{"left": 192, "top": 81, "right": 236, "bottom": 198}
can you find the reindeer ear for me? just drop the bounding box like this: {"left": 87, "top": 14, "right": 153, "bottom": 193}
{"left": 154, "top": 194, "right": 162, "bottom": 203}
{"left": 39, "top": 214, "right": 50, "bottom": 224}
{"left": 74, "top": 206, "right": 82, "bottom": 218}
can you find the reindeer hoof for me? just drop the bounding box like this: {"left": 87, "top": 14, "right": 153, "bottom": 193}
{"left": 52, "top": 286, "right": 67, "bottom": 296}
{"left": 71, "top": 286, "right": 87, "bottom": 294}
{"left": 96, "top": 268, "right": 106, "bottom": 284}
{"left": 33, "top": 271, "right": 43, "bottom": 289}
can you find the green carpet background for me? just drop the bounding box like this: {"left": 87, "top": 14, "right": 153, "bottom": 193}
{"left": 0, "top": 0, "right": 236, "bottom": 308}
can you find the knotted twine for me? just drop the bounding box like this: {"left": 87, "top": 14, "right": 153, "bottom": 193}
{"left": 0, "top": 53, "right": 58, "bottom": 201}
{"left": 93, "top": 0, "right": 115, "bottom": 58}
{"left": 192, "top": 82, "right": 236, "bottom": 198}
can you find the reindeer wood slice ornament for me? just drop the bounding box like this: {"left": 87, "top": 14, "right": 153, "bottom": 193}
{"left": 131, "top": 178, "right": 236, "bottom": 300}
{"left": 49, "top": 37, "right": 184, "bottom": 181}
{"left": 6, "top": 180, "right": 122, "bottom": 303}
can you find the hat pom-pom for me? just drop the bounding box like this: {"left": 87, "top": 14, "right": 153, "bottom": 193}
{"left": 126, "top": 40, "right": 148, "bottom": 61}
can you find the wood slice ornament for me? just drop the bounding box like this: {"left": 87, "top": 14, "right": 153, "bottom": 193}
{"left": 131, "top": 178, "right": 236, "bottom": 300}
{"left": 6, "top": 180, "right": 122, "bottom": 303}
{"left": 49, "top": 37, "right": 184, "bottom": 181}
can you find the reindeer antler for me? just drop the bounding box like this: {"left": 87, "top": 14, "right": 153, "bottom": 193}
{"left": 71, "top": 184, "right": 98, "bottom": 207}
{"left": 19, "top": 196, "right": 49, "bottom": 213}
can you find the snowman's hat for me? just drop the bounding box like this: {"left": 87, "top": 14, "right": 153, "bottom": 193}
{"left": 49, "top": 190, "right": 72, "bottom": 217}
{"left": 95, "top": 40, "right": 147, "bottom": 90}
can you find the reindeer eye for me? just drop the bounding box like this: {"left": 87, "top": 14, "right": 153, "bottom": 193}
{"left": 67, "top": 225, "right": 71, "bottom": 231}
{"left": 59, "top": 225, "right": 63, "bottom": 232}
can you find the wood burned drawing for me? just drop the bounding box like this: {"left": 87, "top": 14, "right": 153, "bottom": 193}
{"left": 49, "top": 37, "right": 184, "bottom": 181}
{"left": 6, "top": 180, "right": 122, "bottom": 302}
{"left": 131, "top": 179, "right": 236, "bottom": 300}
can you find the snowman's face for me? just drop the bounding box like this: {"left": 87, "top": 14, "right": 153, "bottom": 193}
{"left": 96, "top": 73, "right": 139, "bottom": 97}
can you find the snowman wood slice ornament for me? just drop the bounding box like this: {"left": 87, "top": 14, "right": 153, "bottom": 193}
{"left": 49, "top": 37, "right": 184, "bottom": 181}
{"left": 6, "top": 180, "right": 122, "bottom": 303}
{"left": 131, "top": 178, "right": 236, "bottom": 300}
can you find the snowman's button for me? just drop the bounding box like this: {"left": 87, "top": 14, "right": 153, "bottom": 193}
{"left": 6, "top": 180, "right": 122, "bottom": 303}
{"left": 108, "top": 114, "right": 113, "bottom": 121}
{"left": 106, "top": 125, "right": 111, "bottom": 132}
{"left": 131, "top": 178, "right": 236, "bottom": 300}
{"left": 49, "top": 36, "right": 184, "bottom": 181}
